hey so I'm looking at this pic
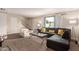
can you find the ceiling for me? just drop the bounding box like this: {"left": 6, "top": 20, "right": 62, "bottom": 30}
{"left": 3, "top": 8, "right": 79, "bottom": 17}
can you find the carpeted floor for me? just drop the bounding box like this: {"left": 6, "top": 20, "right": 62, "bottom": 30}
{"left": 3, "top": 36, "right": 52, "bottom": 51}
{"left": 2, "top": 35, "right": 79, "bottom": 51}
{"left": 69, "top": 41, "right": 79, "bottom": 51}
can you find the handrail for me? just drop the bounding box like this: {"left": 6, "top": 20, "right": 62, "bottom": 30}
{"left": 21, "top": 22, "right": 32, "bottom": 30}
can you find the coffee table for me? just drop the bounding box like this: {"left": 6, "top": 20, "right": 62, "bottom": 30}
{"left": 30, "top": 33, "right": 47, "bottom": 45}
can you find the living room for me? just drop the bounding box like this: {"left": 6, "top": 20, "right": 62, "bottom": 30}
{"left": 0, "top": 8, "right": 79, "bottom": 51}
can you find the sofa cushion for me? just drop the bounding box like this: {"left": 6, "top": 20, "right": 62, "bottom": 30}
{"left": 58, "top": 29, "right": 65, "bottom": 36}
{"left": 47, "top": 35, "right": 69, "bottom": 45}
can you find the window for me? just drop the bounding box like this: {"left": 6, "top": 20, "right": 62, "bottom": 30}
{"left": 44, "top": 16, "right": 55, "bottom": 28}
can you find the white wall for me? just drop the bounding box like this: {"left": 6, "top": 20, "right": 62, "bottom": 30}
{"left": 0, "top": 12, "right": 28, "bottom": 35}
{"left": 31, "top": 17, "right": 44, "bottom": 29}
{"left": 0, "top": 13, "right": 7, "bottom": 35}
{"left": 21, "top": 18, "right": 33, "bottom": 29}
{"left": 7, "top": 14, "right": 28, "bottom": 34}
{"left": 63, "top": 13, "right": 79, "bottom": 41}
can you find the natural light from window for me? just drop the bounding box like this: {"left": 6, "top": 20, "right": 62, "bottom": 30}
{"left": 44, "top": 17, "right": 55, "bottom": 28}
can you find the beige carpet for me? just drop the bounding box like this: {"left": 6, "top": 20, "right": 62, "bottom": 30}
{"left": 69, "top": 41, "right": 79, "bottom": 51}
{"left": 3, "top": 36, "right": 53, "bottom": 51}
{"left": 2, "top": 36, "right": 79, "bottom": 51}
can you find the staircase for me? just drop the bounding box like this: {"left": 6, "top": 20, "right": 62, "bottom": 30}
{"left": 21, "top": 22, "right": 32, "bottom": 30}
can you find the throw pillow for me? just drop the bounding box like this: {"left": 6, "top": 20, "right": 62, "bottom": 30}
{"left": 58, "top": 29, "right": 64, "bottom": 36}
{"left": 49, "top": 30, "right": 55, "bottom": 34}
{"left": 41, "top": 27, "right": 46, "bottom": 32}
